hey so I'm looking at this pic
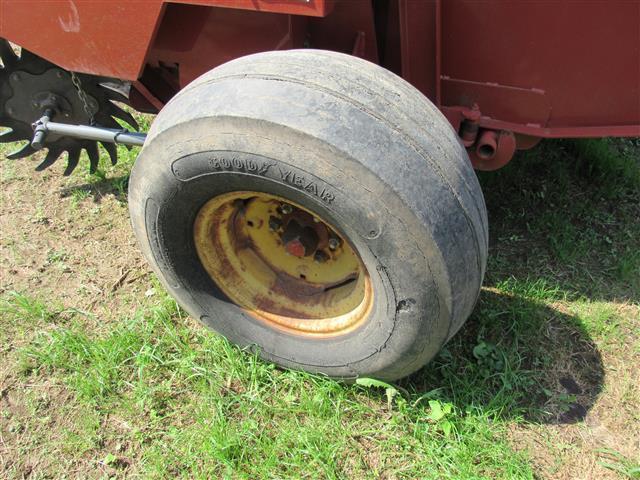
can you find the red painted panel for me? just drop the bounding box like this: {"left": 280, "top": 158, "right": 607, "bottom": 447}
{"left": 398, "top": 0, "right": 438, "bottom": 103}
{"left": 308, "top": 0, "right": 378, "bottom": 64}
{"left": 0, "top": 0, "right": 164, "bottom": 79}
{"left": 146, "top": 4, "right": 306, "bottom": 88}
{"left": 1, "top": 0, "right": 638, "bottom": 140}
{"left": 442, "top": 77, "right": 551, "bottom": 127}
{"left": 440, "top": 0, "right": 640, "bottom": 129}
{"left": 0, "top": 0, "right": 332, "bottom": 80}
{"left": 171, "top": 0, "right": 334, "bottom": 17}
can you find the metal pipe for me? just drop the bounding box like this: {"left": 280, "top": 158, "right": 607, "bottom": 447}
{"left": 31, "top": 113, "right": 146, "bottom": 149}
{"left": 45, "top": 121, "right": 146, "bottom": 146}
{"left": 475, "top": 130, "right": 498, "bottom": 160}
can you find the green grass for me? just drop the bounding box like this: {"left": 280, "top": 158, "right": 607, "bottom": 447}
{"left": 0, "top": 282, "right": 616, "bottom": 477}
{"left": 1, "top": 136, "right": 638, "bottom": 478}
{"left": 479, "top": 138, "right": 640, "bottom": 302}
{"left": 570, "top": 138, "right": 640, "bottom": 193}
{"left": 7, "top": 290, "right": 534, "bottom": 479}
{"left": 597, "top": 448, "right": 640, "bottom": 479}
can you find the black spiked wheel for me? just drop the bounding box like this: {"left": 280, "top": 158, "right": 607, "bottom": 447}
{"left": 0, "top": 39, "right": 138, "bottom": 175}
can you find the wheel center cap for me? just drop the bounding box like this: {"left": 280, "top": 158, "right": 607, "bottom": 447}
{"left": 284, "top": 238, "right": 307, "bottom": 257}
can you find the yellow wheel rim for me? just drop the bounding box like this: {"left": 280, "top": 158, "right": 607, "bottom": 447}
{"left": 193, "top": 191, "right": 372, "bottom": 337}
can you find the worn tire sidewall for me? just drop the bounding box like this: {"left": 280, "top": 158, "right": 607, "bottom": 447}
{"left": 129, "top": 117, "right": 451, "bottom": 379}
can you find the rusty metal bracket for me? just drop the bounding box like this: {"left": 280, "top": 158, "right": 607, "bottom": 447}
{"left": 457, "top": 103, "right": 481, "bottom": 147}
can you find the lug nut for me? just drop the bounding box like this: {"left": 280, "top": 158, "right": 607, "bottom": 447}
{"left": 314, "top": 250, "right": 329, "bottom": 263}
{"left": 268, "top": 216, "right": 282, "bottom": 231}
{"left": 280, "top": 203, "right": 293, "bottom": 215}
{"left": 328, "top": 237, "right": 340, "bottom": 250}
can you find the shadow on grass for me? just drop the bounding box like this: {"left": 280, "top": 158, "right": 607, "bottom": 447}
{"left": 397, "top": 138, "right": 639, "bottom": 424}
{"left": 478, "top": 138, "right": 640, "bottom": 304}
{"left": 58, "top": 173, "right": 130, "bottom": 204}
{"left": 402, "top": 289, "right": 604, "bottom": 425}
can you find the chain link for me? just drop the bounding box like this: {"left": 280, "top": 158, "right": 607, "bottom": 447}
{"left": 70, "top": 71, "right": 95, "bottom": 125}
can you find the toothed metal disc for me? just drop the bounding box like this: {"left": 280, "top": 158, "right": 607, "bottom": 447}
{"left": 0, "top": 39, "right": 136, "bottom": 175}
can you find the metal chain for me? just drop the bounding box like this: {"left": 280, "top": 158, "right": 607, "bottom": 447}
{"left": 70, "top": 71, "right": 95, "bottom": 125}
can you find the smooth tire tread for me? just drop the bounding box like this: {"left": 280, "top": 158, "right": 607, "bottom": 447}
{"left": 130, "top": 50, "right": 488, "bottom": 380}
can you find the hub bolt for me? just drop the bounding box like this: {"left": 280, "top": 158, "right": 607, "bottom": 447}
{"left": 268, "top": 216, "right": 283, "bottom": 231}
{"left": 328, "top": 237, "right": 340, "bottom": 250}
{"left": 280, "top": 203, "right": 293, "bottom": 215}
{"left": 314, "top": 250, "right": 329, "bottom": 263}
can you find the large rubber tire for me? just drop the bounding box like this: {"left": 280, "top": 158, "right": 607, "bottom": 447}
{"left": 128, "top": 50, "right": 488, "bottom": 381}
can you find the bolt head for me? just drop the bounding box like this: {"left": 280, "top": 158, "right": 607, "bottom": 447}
{"left": 328, "top": 238, "right": 340, "bottom": 250}
{"left": 268, "top": 216, "right": 282, "bottom": 231}
{"left": 314, "top": 250, "right": 329, "bottom": 263}
{"left": 280, "top": 203, "right": 293, "bottom": 215}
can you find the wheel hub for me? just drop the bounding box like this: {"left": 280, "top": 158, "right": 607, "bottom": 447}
{"left": 279, "top": 208, "right": 324, "bottom": 258}
{"left": 194, "top": 191, "right": 373, "bottom": 336}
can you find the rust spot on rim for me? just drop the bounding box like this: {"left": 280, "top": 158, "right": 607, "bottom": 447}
{"left": 193, "top": 191, "right": 373, "bottom": 337}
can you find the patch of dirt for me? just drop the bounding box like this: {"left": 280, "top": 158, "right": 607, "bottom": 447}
{"left": 1, "top": 155, "right": 154, "bottom": 478}
{"left": 0, "top": 363, "right": 142, "bottom": 479}
{"left": 0, "top": 375, "right": 72, "bottom": 477}
{"left": 1, "top": 155, "right": 154, "bottom": 333}
{"left": 508, "top": 335, "right": 640, "bottom": 479}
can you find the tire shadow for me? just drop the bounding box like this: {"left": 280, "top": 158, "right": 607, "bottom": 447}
{"left": 58, "top": 174, "right": 129, "bottom": 203}
{"left": 476, "top": 140, "right": 639, "bottom": 305}
{"left": 398, "top": 139, "right": 638, "bottom": 424}
{"left": 402, "top": 289, "right": 604, "bottom": 424}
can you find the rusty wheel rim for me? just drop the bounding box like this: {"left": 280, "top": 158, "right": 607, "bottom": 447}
{"left": 194, "top": 191, "right": 373, "bottom": 337}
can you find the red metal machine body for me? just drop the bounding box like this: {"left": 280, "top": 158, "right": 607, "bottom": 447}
{"left": 1, "top": 0, "right": 638, "bottom": 169}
